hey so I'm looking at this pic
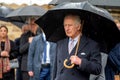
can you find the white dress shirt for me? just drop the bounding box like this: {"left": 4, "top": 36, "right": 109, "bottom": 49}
{"left": 42, "top": 33, "right": 50, "bottom": 64}
{"left": 68, "top": 35, "right": 80, "bottom": 54}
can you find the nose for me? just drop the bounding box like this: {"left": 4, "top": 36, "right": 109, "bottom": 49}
{"left": 64, "top": 26, "right": 69, "bottom": 31}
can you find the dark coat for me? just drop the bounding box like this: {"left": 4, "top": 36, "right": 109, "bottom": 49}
{"left": 19, "top": 29, "right": 41, "bottom": 71}
{"left": 0, "top": 40, "right": 18, "bottom": 80}
{"left": 105, "top": 43, "right": 120, "bottom": 80}
{"left": 9, "top": 40, "right": 18, "bottom": 59}
{"left": 53, "top": 35, "right": 102, "bottom": 80}
{"left": 19, "top": 31, "right": 32, "bottom": 71}
{"left": 27, "top": 34, "right": 56, "bottom": 80}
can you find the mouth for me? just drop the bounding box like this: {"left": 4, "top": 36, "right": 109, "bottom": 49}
{"left": 66, "top": 31, "right": 71, "bottom": 34}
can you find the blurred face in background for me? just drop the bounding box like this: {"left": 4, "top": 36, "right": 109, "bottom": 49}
{"left": 22, "top": 24, "right": 30, "bottom": 33}
{"left": 114, "top": 19, "right": 120, "bottom": 30}
{"left": 0, "top": 26, "right": 8, "bottom": 39}
{"left": 28, "top": 18, "right": 38, "bottom": 34}
{"left": 116, "top": 22, "right": 120, "bottom": 30}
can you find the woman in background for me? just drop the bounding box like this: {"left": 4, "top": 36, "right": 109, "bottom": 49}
{"left": 0, "top": 25, "right": 18, "bottom": 80}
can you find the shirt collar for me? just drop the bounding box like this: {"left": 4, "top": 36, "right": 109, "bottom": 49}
{"left": 69, "top": 34, "right": 81, "bottom": 42}
{"left": 42, "top": 32, "right": 46, "bottom": 41}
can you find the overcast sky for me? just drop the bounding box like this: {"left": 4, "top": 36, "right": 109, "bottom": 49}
{"left": 0, "top": 0, "right": 52, "bottom": 5}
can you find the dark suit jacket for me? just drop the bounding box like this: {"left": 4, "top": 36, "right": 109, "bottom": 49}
{"left": 54, "top": 35, "right": 102, "bottom": 80}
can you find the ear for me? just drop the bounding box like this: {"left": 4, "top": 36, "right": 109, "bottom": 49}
{"left": 77, "top": 24, "right": 81, "bottom": 31}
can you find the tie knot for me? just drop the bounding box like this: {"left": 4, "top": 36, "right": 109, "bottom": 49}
{"left": 70, "top": 38, "right": 74, "bottom": 42}
{"left": 70, "top": 39, "right": 74, "bottom": 44}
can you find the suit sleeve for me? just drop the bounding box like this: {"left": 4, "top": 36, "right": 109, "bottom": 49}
{"left": 78, "top": 42, "right": 102, "bottom": 75}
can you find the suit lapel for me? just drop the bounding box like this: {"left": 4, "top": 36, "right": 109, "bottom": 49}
{"left": 60, "top": 36, "right": 88, "bottom": 72}
{"left": 70, "top": 35, "right": 88, "bottom": 56}
{"left": 77, "top": 36, "right": 88, "bottom": 53}
{"left": 59, "top": 38, "right": 69, "bottom": 71}
{"left": 63, "top": 38, "right": 69, "bottom": 60}
{"left": 38, "top": 36, "right": 45, "bottom": 60}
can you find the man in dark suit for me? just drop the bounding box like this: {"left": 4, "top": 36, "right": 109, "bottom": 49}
{"left": 53, "top": 14, "right": 102, "bottom": 80}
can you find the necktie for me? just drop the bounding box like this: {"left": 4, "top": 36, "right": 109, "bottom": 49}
{"left": 69, "top": 40, "right": 74, "bottom": 53}
{"left": 43, "top": 42, "right": 47, "bottom": 63}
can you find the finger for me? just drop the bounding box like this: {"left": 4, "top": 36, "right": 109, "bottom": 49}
{"left": 71, "top": 60, "right": 73, "bottom": 64}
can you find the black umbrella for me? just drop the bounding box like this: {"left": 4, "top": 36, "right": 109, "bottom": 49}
{"left": 36, "top": 1, "right": 120, "bottom": 52}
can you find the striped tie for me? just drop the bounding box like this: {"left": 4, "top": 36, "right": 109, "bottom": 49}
{"left": 69, "top": 40, "right": 74, "bottom": 53}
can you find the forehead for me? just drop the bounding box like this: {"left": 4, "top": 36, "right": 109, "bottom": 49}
{"left": 64, "top": 15, "right": 75, "bottom": 20}
{"left": 64, "top": 17, "right": 75, "bottom": 23}
{"left": 0, "top": 27, "right": 8, "bottom": 32}
{"left": 0, "top": 27, "right": 7, "bottom": 30}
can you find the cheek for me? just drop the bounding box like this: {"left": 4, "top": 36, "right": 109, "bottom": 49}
{"left": 72, "top": 28, "right": 77, "bottom": 32}
{"left": 2, "top": 32, "right": 7, "bottom": 35}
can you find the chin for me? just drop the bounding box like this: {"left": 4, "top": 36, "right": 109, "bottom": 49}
{"left": 66, "top": 34, "right": 71, "bottom": 37}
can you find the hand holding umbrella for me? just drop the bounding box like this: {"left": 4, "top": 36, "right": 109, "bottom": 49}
{"left": 64, "top": 36, "right": 80, "bottom": 68}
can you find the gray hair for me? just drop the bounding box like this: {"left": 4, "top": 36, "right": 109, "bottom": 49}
{"left": 64, "top": 14, "right": 81, "bottom": 25}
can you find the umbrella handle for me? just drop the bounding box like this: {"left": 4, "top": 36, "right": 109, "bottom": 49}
{"left": 64, "top": 59, "right": 75, "bottom": 69}
{"left": 63, "top": 36, "right": 81, "bottom": 69}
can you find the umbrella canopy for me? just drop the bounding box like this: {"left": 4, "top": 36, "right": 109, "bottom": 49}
{"left": 6, "top": 5, "right": 47, "bottom": 23}
{"left": 49, "top": 0, "right": 120, "bottom": 8}
{"left": 0, "top": 6, "right": 13, "bottom": 21}
{"left": 36, "top": 1, "right": 120, "bottom": 53}
{"left": 49, "top": 0, "right": 87, "bottom": 4}
{"left": 0, "top": 6, "right": 24, "bottom": 28}
{"left": 89, "top": 0, "right": 120, "bottom": 8}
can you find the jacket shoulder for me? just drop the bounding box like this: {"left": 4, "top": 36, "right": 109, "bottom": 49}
{"left": 85, "top": 36, "right": 99, "bottom": 45}
{"left": 33, "top": 34, "right": 42, "bottom": 41}
{"left": 57, "top": 38, "right": 67, "bottom": 44}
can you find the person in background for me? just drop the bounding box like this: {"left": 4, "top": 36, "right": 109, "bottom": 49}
{"left": 90, "top": 52, "right": 108, "bottom": 80}
{"left": 14, "top": 24, "right": 30, "bottom": 80}
{"left": 105, "top": 42, "right": 120, "bottom": 80}
{"left": 0, "top": 25, "right": 18, "bottom": 80}
{"left": 114, "top": 19, "right": 120, "bottom": 30}
{"left": 27, "top": 32, "right": 56, "bottom": 80}
{"left": 105, "top": 18, "right": 120, "bottom": 80}
{"left": 53, "top": 14, "right": 101, "bottom": 80}
{"left": 19, "top": 17, "right": 42, "bottom": 80}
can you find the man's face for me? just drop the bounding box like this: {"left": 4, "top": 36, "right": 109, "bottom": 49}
{"left": 22, "top": 25, "right": 30, "bottom": 33}
{"left": 64, "top": 17, "right": 80, "bottom": 39}
{"left": 29, "top": 19, "right": 38, "bottom": 33}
